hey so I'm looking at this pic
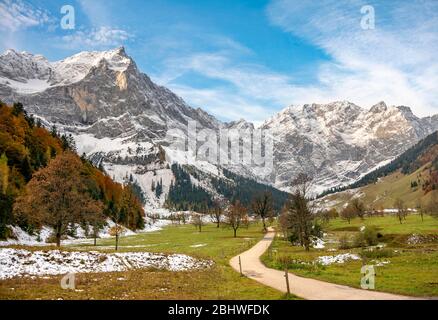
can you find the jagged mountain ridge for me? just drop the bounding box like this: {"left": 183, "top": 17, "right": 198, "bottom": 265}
{"left": 1, "top": 47, "right": 438, "bottom": 200}
{"left": 316, "top": 130, "right": 438, "bottom": 210}
{"left": 0, "top": 47, "right": 219, "bottom": 138}
{"left": 261, "top": 101, "right": 438, "bottom": 193}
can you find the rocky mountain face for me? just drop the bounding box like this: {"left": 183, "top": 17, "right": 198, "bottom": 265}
{"left": 1, "top": 47, "right": 438, "bottom": 201}
{"left": 0, "top": 47, "right": 242, "bottom": 210}
{"left": 261, "top": 101, "right": 438, "bottom": 193}
{"left": 0, "top": 47, "right": 219, "bottom": 139}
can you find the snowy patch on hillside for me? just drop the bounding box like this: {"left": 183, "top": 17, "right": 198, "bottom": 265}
{"left": 316, "top": 253, "right": 360, "bottom": 265}
{"left": 0, "top": 248, "right": 213, "bottom": 279}
{"left": 0, "top": 77, "right": 51, "bottom": 94}
{"left": 0, "top": 218, "right": 170, "bottom": 247}
{"left": 0, "top": 226, "right": 52, "bottom": 247}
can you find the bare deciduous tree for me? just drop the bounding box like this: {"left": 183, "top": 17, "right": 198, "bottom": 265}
{"left": 191, "top": 213, "right": 204, "bottom": 232}
{"left": 225, "top": 200, "right": 248, "bottom": 238}
{"left": 147, "top": 213, "right": 160, "bottom": 224}
{"left": 424, "top": 192, "right": 438, "bottom": 219}
{"left": 209, "top": 199, "right": 224, "bottom": 228}
{"left": 179, "top": 212, "right": 188, "bottom": 225}
{"left": 341, "top": 199, "right": 366, "bottom": 223}
{"left": 417, "top": 200, "right": 425, "bottom": 222}
{"left": 351, "top": 198, "right": 366, "bottom": 219}
{"left": 394, "top": 198, "right": 407, "bottom": 224}
{"left": 251, "top": 192, "right": 274, "bottom": 232}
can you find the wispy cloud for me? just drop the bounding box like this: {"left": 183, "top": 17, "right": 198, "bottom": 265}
{"left": 152, "top": 1, "right": 438, "bottom": 123}
{"left": 266, "top": 0, "right": 438, "bottom": 116}
{"left": 147, "top": 31, "right": 304, "bottom": 123}
{"left": 0, "top": 0, "right": 53, "bottom": 32}
{"left": 77, "top": 0, "right": 110, "bottom": 27}
{"left": 154, "top": 50, "right": 300, "bottom": 123}
{"left": 60, "top": 26, "right": 133, "bottom": 49}
{"left": 169, "top": 83, "right": 269, "bottom": 125}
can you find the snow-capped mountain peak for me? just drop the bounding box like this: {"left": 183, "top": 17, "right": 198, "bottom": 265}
{"left": 52, "top": 46, "right": 132, "bottom": 85}
{"left": 1, "top": 47, "right": 438, "bottom": 197}
{"left": 261, "top": 100, "right": 438, "bottom": 193}
{"left": 0, "top": 47, "right": 133, "bottom": 93}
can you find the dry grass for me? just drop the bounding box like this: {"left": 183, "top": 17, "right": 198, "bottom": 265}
{"left": 0, "top": 223, "right": 290, "bottom": 300}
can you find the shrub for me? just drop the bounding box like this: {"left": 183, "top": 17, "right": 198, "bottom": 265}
{"left": 338, "top": 234, "right": 351, "bottom": 249}
{"left": 311, "top": 222, "right": 324, "bottom": 238}
{"left": 353, "top": 232, "right": 367, "bottom": 248}
{"left": 352, "top": 226, "right": 381, "bottom": 247}
{"left": 360, "top": 248, "right": 395, "bottom": 259}
{"left": 363, "top": 226, "right": 379, "bottom": 246}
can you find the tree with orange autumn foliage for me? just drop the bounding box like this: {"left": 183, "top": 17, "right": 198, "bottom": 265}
{"left": 13, "top": 152, "right": 103, "bottom": 246}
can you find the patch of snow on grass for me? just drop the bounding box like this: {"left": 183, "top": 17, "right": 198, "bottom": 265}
{"left": 0, "top": 248, "right": 214, "bottom": 279}
{"left": 316, "top": 253, "right": 360, "bottom": 266}
{"left": 372, "top": 260, "right": 391, "bottom": 267}
{"left": 312, "top": 237, "right": 325, "bottom": 249}
{"left": 190, "top": 244, "right": 207, "bottom": 248}
{"left": 1, "top": 217, "right": 171, "bottom": 247}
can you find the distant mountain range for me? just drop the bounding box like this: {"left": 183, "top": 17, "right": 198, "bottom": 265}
{"left": 316, "top": 130, "right": 438, "bottom": 210}
{"left": 1, "top": 47, "right": 438, "bottom": 207}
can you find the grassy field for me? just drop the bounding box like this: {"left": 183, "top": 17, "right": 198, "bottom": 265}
{"left": 262, "top": 215, "right": 438, "bottom": 297}
{"left": 321, "top": 165, "right": 438, "bottom": 210}
{"left": 329, "top": 214, "right": 438, "bottom": 234}
{"left": 0, "top": 222, "right": 292, "bottom": 300}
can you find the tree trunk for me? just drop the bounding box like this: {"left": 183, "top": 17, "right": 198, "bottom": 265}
{"left": 115, "top": 233, "right": 119, "bottom": 251}
{"left": 233, "top": 228, "right": 237, "bottom": 238}
{"left": 198, "top": 225, "right": 201, "bottom": 232}
{"left": 93, "top": 226, "right": 97, "bottom": 246}
{"left": 55, "top": 224, "right": 61, "bottom": 247}
{"left": 56, "top": 234, "right": 61, "bottom": 247}
{"left": 262, "top": 217, "right": 267, "bottom": 232}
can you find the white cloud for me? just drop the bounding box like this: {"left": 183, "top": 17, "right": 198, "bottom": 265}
{"left": 168, "top": 83, "right": 269, "bottom": 125}
{"left": 0, "top": 0, "right": 52, "bottom": 32}
{"left": 78, "top": 0, "right": 110, "bottom": 27}
{"left": 153, "top": 1, "right": 438, "bottom": 123}
{"left": 61, "top": 26, "right": 133, "bottom": 49}
{"left": 266, "top": 0, "right": 438, "bottom": 116}
{"left": 153, "top": 51, "right": 301, "bottom": 123}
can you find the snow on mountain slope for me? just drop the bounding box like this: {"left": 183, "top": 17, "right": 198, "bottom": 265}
{"left": 52, "top": 47, "right": 132, "bottom": 85}
{"left": 261, "top": 101, "right": 438, "bottom": 193}
{"left": 0, "top": 47, "right": 131, "bottom": 89}
{"left": 1, "top": 48, "right": 438, "bottom": 200}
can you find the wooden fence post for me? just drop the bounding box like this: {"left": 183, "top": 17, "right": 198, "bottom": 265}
{"left": 285, "top": 268, "right": 291, "bottom": 296}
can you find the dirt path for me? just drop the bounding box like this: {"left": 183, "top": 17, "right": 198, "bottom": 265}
{"left": 230, "top": 229, "right": 417, "bottom": 300}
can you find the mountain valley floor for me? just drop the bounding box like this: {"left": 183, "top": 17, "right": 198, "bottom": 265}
{"left": 262, "top": 215, "right": 438, "bottom": 297}
{"left": 0, "top": 223, "right": 292, "bottom": 300}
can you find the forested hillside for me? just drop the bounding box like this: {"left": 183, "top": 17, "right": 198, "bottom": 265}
{"left": 0, "top": 101, "right": 145, "bottom": 241}
{"left": 165, "top": 163, "right": 290, "bottom": 213}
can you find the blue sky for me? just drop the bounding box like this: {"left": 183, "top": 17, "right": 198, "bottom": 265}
{"left": 1, "top": 0, "right": 437, "bottom": 123}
